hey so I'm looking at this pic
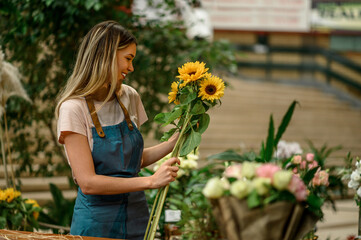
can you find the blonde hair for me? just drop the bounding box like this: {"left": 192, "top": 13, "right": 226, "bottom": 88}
{"left": 55, "top": 20, "right": 137, "bottom": 118}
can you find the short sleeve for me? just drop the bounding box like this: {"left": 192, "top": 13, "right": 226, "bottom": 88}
{"left": 120, "top": 85, "right": 148, "bottom": 127}
{"left": 57, "top": 99, "right": 88, "bottom": 144}
{"left": 134, "top": 91, "right": 148, "bottom": 127}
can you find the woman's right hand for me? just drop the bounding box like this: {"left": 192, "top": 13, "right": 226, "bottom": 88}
{"left": 150, "top": 157, "right": 180, "bottom": 189}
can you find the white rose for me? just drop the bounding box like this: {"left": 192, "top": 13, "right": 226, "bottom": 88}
{"left": 356, "top": 161, "right": 361, "bottom": 170}
{"left": 252, "top": 177, "right": 271, "bottom": 196}
{"left": 187, "top": 153, "right": 199, "bottom": 161}
{"left": 220, "top": 177, "right": 230, "bottom": 190}
{"left": 273, "top": 170, "right": 293, "bottom": 190}
{"left": 348, "top": 179, "right": 359, "bottom": 189}
{"left": 351, "top": 170, "right": 361, "bottom": 182}
{"left": 187, "top": 159, "right": 198, "bottom": 169}
{"left": 230, "top": 180, "right": 249, "bottom": 199}
{"left": 202, "top": 177, "right": 224, "bottom": 199}
{"left": 242, "top": 162, "right": 259, "bottom": 179}
{"left": 177, "top": 169, "right": 186, "bottom": 178}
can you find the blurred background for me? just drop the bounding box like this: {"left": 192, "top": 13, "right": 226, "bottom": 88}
{"left": 0, "top": 0, "right": 361, "bottom": 239}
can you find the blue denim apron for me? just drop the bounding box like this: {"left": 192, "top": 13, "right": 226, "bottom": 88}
{"left": 70, "top": 96, "right": 149, "bottom": 239}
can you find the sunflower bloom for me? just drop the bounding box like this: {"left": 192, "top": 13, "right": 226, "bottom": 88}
{"left": 168, "top": 81, "right": 180, "bottom": 104}
{"left": 176, "top": 61, "right": 209, "bottom": 84}
{"left": 0, "top": 190, "right": 6, "bottom": 201}
{"left": 198, "top": 75, "right": 225, "bottom": 102}
{"left": 25, "top": 199, "right": 40, "bottom": 220}
{"left": 3, "top": 188, "right": 21, "bottom": 203}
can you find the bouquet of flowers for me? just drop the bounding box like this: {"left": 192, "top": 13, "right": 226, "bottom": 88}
{"left": 341, "top": 156, "right": 361, "bottom": 238}
{"left": 0, "top": 188, "right": 41, "bottom": 231}
{"left": 201, "top": 101, "right": 334, "bottom": 240}
{"left": 144, "top": 61, "right": 225, "bottom": 240}
{"left": 202, "top": 154, "right": 328, "bottom": 240}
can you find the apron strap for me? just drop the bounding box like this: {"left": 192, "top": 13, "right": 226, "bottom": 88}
{"left": 85, "top": 96, "right": 106, "bottom": 138}
{"left": 115, "top": 94, "right": 134, "bottom": 131}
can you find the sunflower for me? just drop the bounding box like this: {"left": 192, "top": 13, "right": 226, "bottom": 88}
{"left": 176, "top": 61, "right": 209, "bottom": 84}
{"left": 168, "top": 81, "right": 180, "bottom": 104}
{"left": 198, "top": 74, "right": 225, "bottom": 102}
{"left": 25, "top": 199, "right": 40, "bottom": 220}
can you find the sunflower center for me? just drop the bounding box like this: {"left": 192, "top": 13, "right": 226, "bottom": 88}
{"left": 189, "top": 71, "right": 196, "bottom": 76}
{"left": 205, "top": 85, "right": 217, "bottom": 95}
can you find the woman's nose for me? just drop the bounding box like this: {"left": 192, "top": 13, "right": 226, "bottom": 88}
{"left": 128, "top": 63, "right": 134, "bottom": 72}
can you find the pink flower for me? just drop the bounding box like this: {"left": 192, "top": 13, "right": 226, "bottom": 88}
{"left": 224, "top": 164, "right": 242, "bottom": 179}
{"left": 292, "top": 155, "right": 302, "bottom": 164}
{"left": 300, "top": 160, "right": 307, "bottom": 170}
{"left": 306, "top": 153, "right": 315, "bottom": 162}
{"left": 288, "top": 175, "right": 307, "bottom": 201}
{"left": 308, "top": 160, "right": 318, "bottom": 170}
{"left": 312, "top": 168, "right": 329, "bottom": 187}
{"left": 255, "top": 163, "right": 281, "bottom": 179}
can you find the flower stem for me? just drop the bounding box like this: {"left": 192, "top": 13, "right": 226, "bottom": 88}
{"left": 358, "top": 203, "right": 361, "bottom": 237}
{"left": 144, "top": 105, "right": 192, "bottom": 240}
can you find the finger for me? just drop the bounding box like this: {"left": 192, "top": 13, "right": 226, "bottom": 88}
{"left": 171, "top": 166, "right": 179, "bottom": 172}
{"left": 172, "top": 157, "right": 181, "bottom": 165}
{"left": 167, "top": 157, "right": 179, "bottom": 165}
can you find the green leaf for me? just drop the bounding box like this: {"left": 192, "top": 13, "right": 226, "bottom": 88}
{"left": 10, "top": 212, "right": 23, "bottom": 227}
{"left": 49, "top": 183, "right": 65, "bottom": 208}
{"left": 303, "top": 167, "right": 319, "bottom": 186}
{"left": 0, "top": 216, "right": 6, "bottom": 229}
{"left": 206, "top": 149, "right": 244, "bottom": 162}
{"left": 307, "top": 194, "right": 324, "bottom": 209}
{"left": 247, "top": 190, "right": 261, "bottom": 208}
{"left": 154, "top": 112, "right": 171, "bottom": 124}
{"left": 179, "top": 91, "right": 197, "bottom": 105}
{"left": 274, "top": 101, "right": 298, "bottom": 147}
{"left": 160, "top": 128, "right": 178, "bottom": 142}
{"left": 264, "top": 115, "right": 274, "bottom": 162}
{"left": 197, "top": 113, "right": 210, "bottom": 134}
{"left": 190, "top": 101, "right": 205, "bottom": 115}
{"left": 180, "top": 130, "right": 201, "bottom": 157}
{"left": 162, "top": 107, "right": 183, "bottom": 126}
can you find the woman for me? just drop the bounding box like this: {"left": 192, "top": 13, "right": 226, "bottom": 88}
{"left": 55, "top": 20, "right": 180, "bottom": 239}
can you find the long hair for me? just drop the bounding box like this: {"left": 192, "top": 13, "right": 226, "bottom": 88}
{"left": 55, "top": 20, "right": 137, "bottom": 118}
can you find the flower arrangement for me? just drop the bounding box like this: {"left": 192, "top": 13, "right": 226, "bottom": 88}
{"left": 341, "top": 156, "right": 361, "bottom": 238}
{"left": 144, "top": 61, "right": 225, "bottom": 240}
{"left": 201, "top": 101, "right": 335, "bottom": 240}
{"left": 202, "top": 153, "right": 328, "bottom": 240}
{"left": 0, "top": 188, "right": 41, "bottom": 231}
{"left": 203, "top": 153, "right": 329, "bottom": 214}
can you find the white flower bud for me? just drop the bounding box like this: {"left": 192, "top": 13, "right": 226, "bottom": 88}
{"left": 202, "top": 177, "right": 224, "bottom": 199}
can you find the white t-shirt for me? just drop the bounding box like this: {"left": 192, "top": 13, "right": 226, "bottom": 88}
{"left": 57, "top": 84, "right": 148, "bottom": 151}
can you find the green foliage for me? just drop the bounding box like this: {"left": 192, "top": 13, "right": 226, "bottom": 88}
{"left": 0, "top": 0, "right": 237, "bottom": 178}
{"left": 0, "top": 188, "right": 41, "bottom": 231}
{"left": 209, "top": 101, "right": 298, "bottom": 163}
{"left": 141, "top": 163, "right": 223, "bottom": 239}
{"left": 262, "top": 100, "right": 298, "bottom": 162}
{"left": 38, "top": 183, "right": 75, "bottom": 234}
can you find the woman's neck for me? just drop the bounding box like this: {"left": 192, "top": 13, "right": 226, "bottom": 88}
{"left": 91, "top": 84, "right": 115, "bottom": 102}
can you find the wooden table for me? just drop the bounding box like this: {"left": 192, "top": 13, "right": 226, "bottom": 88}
{"left": 0, "top": 229, "right": 123, "bottom": 240}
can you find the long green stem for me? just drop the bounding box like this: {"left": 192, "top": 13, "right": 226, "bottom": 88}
{"left": 357, "top": 203, "right": 361, "bottom": 239}
{"left": 0, "top": 123, "right": 9, "bottom": 188}
{"left": 144, "top": 188, "right": 161, "bottom": 239}
{"left": 4, "top": 111, "right": 16, "bottom": 188}
{"left": 145, "top": 106, "right": 192, "bottom": 240}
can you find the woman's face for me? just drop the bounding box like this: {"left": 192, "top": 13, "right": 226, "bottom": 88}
{"left": 116, "top": 43, "right": 136, "bottom": 83}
